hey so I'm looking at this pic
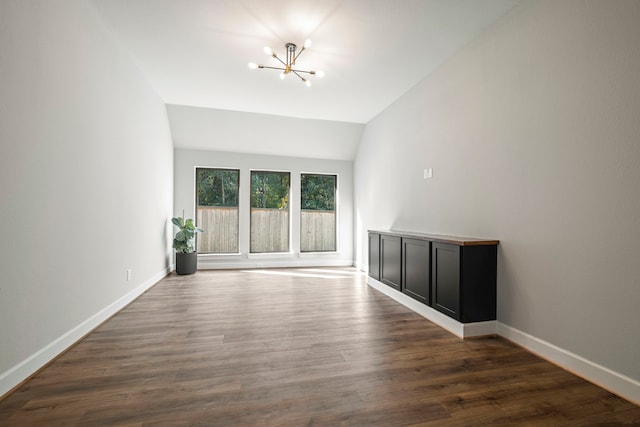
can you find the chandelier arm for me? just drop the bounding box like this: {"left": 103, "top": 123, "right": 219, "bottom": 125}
{"left": 291, "top": 70, "right": 307, "bottom": 82}
{"left": 293, "top": 46, "right": 306, "bottom": 63}
{"left": 259, "top": 65, "right": 287, "bottom": 71}
{"left": 290, "top": 68, "right": 316, "bottom": 75}
{"left": 271, "top": 54, "right": 287, "bottom": 67}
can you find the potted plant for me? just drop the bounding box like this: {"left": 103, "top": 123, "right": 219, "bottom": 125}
{"left": 172, "top": 216, "right": 203, "bottom": 275}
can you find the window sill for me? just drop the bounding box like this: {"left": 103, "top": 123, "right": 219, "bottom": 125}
{"left": 247, "top": 252, "right": 295, "bottom": 259}
{"left": 299, "top": 251, "right": 340, "bottom": 257}
{"left": 198, "top": 253, "right": 243, "bottom": 259}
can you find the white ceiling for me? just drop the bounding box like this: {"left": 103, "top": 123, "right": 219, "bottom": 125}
{"left": 91, "top": 0, "right": 519, "bottom": 124}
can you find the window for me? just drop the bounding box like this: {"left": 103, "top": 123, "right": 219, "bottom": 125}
{"left": 195, "top": 168, "right": 239, "bottom": 253}
{"left": 250, "top": 171, "right": 290, "bottom": 253}
{"left": 300, "top": 174, "right": 337, "bottom": 252}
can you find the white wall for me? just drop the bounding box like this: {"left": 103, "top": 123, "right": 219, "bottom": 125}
{"left": 355, "top": 0, "right": 640, "bottom": 398}
{"left": 168, "top": 104, "right": 364, "bottom": 161}
{"left": 174, "top": 148, "right": 353, "bottom": 269}
{"left": 0, "top": 0, "right": 174, "bottom": 396}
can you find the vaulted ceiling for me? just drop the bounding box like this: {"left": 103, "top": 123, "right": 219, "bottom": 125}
{"left": 91, "top": 0, "right": 520, "bottom": 124}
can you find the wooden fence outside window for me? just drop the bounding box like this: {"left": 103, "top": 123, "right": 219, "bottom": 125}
{"left": 196, "top": 207, "right": 335, "bottom": 253}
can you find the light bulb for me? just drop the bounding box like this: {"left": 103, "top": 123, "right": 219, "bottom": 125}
{"left": 305, "top": 79, "right": 311, "bottom": 87}
{"left": 263, "top": 46, "right": 272, "bottom": 55}
{"left": 248, "top": 62, "right": 258, "bottom": 70}
{"left": 316, "top": 70, "right": 325, "bottom": 78}
{"left": 304, "top": 39, "right": 312, "bottom": 48}
{"left": 280, "top": 73, "right": 286, "bottom": 80}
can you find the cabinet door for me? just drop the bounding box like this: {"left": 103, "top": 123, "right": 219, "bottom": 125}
{"left": 368, "top": 233, "right": 380, "bottom": 280}
{"left": 380, "top": 234, "right": 401, "bottom": 290}
{"left": 402, "top": 238, "right": 430, "bottom": 304}
{"left": 432, "top": 242, "right": 460, "bottom": 320}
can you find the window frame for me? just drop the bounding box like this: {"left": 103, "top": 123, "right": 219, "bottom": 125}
{"left": 249, "top": 169, "right": 292, "bottom": 254}
{"left": 299, "top": 172, "right": 339, "bottom": 254}
{"left": 194, "top": 166, "right": 241, "bottom": 255}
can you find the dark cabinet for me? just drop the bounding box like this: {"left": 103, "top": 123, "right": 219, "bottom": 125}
{"left": 368, "top": 230, "right": 498, "bottom": 324}
{"left": 380, "top": 234, "right": 401, "bottom": 291}
{"left": 402, "top": 238, "right": 430, "bottom": 304}
{"left": 368, "top": 233, "right": 380, "bottom": 280}
{"left": 432, "top": 242, "right": 497, "bottom": 323}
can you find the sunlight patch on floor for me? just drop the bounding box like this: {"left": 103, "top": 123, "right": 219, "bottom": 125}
{"left": 241, "top": 269, "right": 352, "bottom": 279}
{"left": 300, "top": 268, "right": 363, "bottom": 276}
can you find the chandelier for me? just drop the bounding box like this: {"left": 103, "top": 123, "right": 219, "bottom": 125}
{"left": 248, "top": 39, "right": 324, "bottom": 87}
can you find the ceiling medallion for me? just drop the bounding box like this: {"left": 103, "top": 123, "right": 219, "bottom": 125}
{"left": 248, "top": 39, "right": 324, "bottom": 87}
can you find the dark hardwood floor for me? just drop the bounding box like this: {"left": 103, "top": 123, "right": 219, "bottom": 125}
{"left": 1, "top": 267, "right": 638, "bottom": 426}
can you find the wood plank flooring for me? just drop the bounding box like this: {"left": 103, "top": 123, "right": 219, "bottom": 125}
{"left": 1, "top": 267, "right": 639, "bottom": 426}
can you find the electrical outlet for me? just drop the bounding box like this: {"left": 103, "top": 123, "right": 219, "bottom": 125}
{"left": 126, "top": 269, "right": 132, "bottom": 281}
{"left": 424, "top": 168, "right": 433, "bottom": 179}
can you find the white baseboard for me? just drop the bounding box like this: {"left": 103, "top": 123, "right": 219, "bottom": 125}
{"left": 497, "top": 323, "right": 640, "bottom": 405}
{"left": 198, "top": 258, "right": 354, "bottom": 270}
{"left": 353, "top": 261, "right": 366, "bottom": 272}
{"left": 367, "top": 277, "right": 496, "bottom": 339}
{"left": 0, "top": 266, "right": 171, "bottom": 399}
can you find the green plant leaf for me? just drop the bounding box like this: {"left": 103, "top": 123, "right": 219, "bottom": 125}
{"left": 171, "top": 216, "right": 200, "bottom": 254}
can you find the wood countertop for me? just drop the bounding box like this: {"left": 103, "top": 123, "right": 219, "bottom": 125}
{"left": 369, "top": 230, "right": 499, "bottom": 246}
